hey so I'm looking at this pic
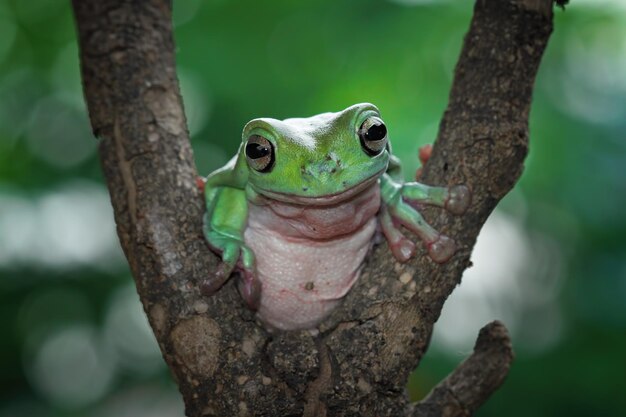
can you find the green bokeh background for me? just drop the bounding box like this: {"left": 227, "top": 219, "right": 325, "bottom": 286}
{"left": 1, "top": 1, "right": 625, "bottom": 416}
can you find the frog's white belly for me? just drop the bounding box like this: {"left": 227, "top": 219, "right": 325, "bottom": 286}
{"left": 243, "top": 185, "right": 380, "bottom": 331}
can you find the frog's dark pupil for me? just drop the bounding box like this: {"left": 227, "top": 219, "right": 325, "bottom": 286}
{"left": 246, "top": 143, "right": 270, "bottom": 159}
{"left": 366, "top": 123, "right": 387, "bottom": 141}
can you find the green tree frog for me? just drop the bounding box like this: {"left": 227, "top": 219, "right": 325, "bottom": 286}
{"left": 200, "top": 103, "right": 470, "bottom": 331}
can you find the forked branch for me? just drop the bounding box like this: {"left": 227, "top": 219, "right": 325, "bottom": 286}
{"left": 72, "top": 0, "right": 555, "bottom": 416}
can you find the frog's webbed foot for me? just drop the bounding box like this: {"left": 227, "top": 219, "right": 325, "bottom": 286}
{"left": 443, "top": 185, "right": 471, "bottom": 215}
{"left": 201, "top": 214, "right": 262, "bottom": 310}
{"left": 383, "top": 195, "right": 457, "bottom": 263}
{"left": 381, "top": 179, "right": 471, "bottom": 263}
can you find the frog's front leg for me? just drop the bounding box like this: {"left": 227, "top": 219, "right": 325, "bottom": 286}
{"left": 202, "top": 186, "right": 261, "bottom": 309}
{"left": 380, "top": 173, "right": 471, "bottom": 263}
{"left": 401, "top": 181, "right": 471, "bottom": 215}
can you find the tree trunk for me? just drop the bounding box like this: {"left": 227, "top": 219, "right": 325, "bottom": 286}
{"left": 71, "top": 0, "right": 556, "bottom": 415}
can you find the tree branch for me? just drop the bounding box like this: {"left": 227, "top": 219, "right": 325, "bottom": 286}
{"left": 410, "top": 321, "right": 514, "bottom": 417}
{"left": 72, "top": 0, "right": 555, "bottom": 416}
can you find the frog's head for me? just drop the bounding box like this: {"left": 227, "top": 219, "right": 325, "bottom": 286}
{"left": 241, "top": 103, "right": 390, "bottom": 205}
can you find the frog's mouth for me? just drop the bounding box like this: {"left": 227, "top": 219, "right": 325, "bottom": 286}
{"left": 251, "top": 169, "right": 384, "bottom": 206}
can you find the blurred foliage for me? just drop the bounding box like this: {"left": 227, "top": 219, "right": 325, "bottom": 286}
{"left": 0, "top": 0, "right": 625, "bottom": 416}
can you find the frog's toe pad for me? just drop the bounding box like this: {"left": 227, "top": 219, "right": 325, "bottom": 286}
{"left": 445, "top": 185, "right": 471, "bottom": 215}
{"left": 196, "top": 176, "right": 206, "bottom": 192}
{"left": 201, "top": 277, "right": 224, "bottom": 296}
{"left": 426, "top": 235, "right": 456, "bottom": 263}
{"left": 200, "top": 263, "right": 231, "bottom": 296}
{"left": 238, "top": 270, "right": 262, "bottom": 311}
{"left": 390, "top": 238, "right": 416, "bottom": 262}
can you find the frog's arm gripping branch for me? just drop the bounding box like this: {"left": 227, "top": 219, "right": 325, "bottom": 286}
{"left": 380, "top": 171, "right": 471, "bottom": 263}
{"left": 72, "top": 0, "right": 554, "bottom": 416}
{"left": 202, "top": 190, "right": 252, "bottom": 290}
{"left": 201, "top": 154, "right": 261, "bottom": 307}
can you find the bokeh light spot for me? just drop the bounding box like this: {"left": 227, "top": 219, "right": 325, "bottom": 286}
{"left": 178, "top": 67, "right": 212, "bottom": 137}
{"left": 27, "top": 325, "right": 115, "bottom": 408}
{"left": 25, "top": 95, "right": 96, "bottom": 168}
{"left": 432, "top": 209, "right": 564, "bottom": 354}
{"left": 93, "top": 385, "right": 184, "bottom": 417}
{"left": 0, "top": 69, "right": 47, "bottom": 142}
{"left": 104, "top": 284, "right": 164, "bottom": 375}
{"left": 51, "top": 41, "right": 84, "bottom": 109}
{"left": 0, "top": 182, "right": 124, "bottom": 271}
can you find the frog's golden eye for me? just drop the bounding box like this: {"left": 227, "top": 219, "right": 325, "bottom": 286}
{"left": 358, "top": 116, "right": 388, "bottom": 156}
{"left": 245, "top": 135, "right": 275, "bottom": 172}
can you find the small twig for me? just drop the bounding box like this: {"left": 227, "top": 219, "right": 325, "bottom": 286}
{"left": 409, "top": 321, "right": 514, "bottom": 417}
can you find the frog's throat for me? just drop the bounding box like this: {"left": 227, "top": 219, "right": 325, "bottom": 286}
{"left": 250, "top": 169, "right": 384, "bottom": 206}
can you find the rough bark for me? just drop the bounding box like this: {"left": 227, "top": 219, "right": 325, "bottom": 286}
{"left": 71, "top": 0, "right": 555, "bottom": 416}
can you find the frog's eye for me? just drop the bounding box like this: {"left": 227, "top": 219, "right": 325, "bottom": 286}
{"left": 245, "top": 135, "right": 275, "bottom": 172}
{"left": 358, "top": 116, "right": 388, "bottom": 156}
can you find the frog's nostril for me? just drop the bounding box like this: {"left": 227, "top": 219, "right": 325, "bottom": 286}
{"left": 306, "top": 157, "right": 344, "bottom": 178}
